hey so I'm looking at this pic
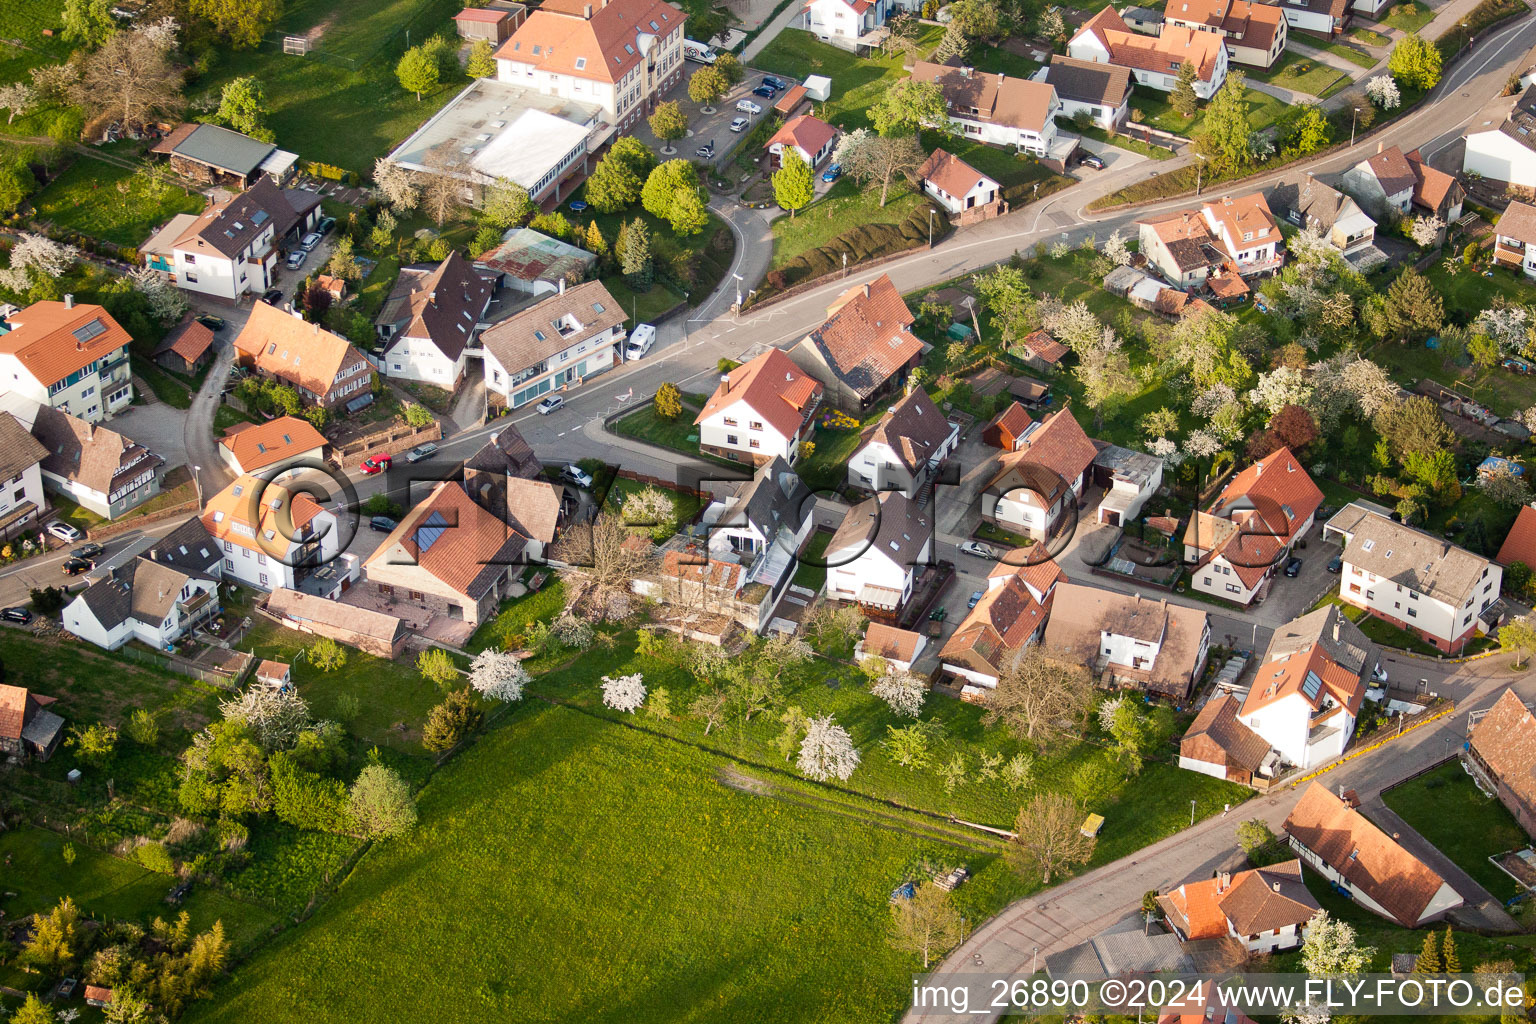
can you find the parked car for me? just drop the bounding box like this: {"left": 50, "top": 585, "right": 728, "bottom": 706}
{"left": 360, "top": 454, "right": 392, "bottom": 474}
{"left": 300, "top": 231, "right": 323, "bottom": 251}
{"left": 285, "top": 250, "right": 306, "bottom": 270}
{"left": 536, "top": 395, "right": 564, "bottom": 415}
{"left": 1284, "top": 556, "right": 1303, "bottom": 577}
{"left": 317, "top": 216, "right": 336, "bottom": 235}
{"left": 370, "top": 515, "right": 399, "bottom": 533}
{"left": 967, "top": 590, "right": 984, "bottom": 609}
{"left": 1079, "top": 153, "right": 1106, "bottom": 170}
{"left": 1, "top": 607, "right": 33, "bottom": 624}
{"left": 958, "top": 540, "right": 996, "bottom": 559}
{"left": 75, "top": 542, "right": 104, "bottom": 559}
{"left": 752, "top": 84, "right": 776, "bottom": 98}
{"left": 695, "top": 141, "right": 715, "bottom": 159}
{"left": 762, "top": 75, "right": 788, "bottom": 91}
{"left": 735, "top": 99, "right": 762, "bottom": 115}
{"left": 625, "top": 323, "right": 657, "bottom": 360}
{"left": 47, "top": 522, "right": 82, "bottom": 543}
{"left": 262, "top": 288, "right": 285, "bottom": 305}
{"left": 1327, "top": 555, "right": 1342, "bottom": 574}
{"left": 562, "top": 464, "right": 593, "bottom": 488}
{"left": 194, "top": 313, "right": 226, "bottom": 332}
{"left": 62, "top": 556, "right": 93, "bottom": 576}
{"left": 821, "top": 163, "right": 842, "bottom": 183}
{"left": 728, "top": 117, "right": 750, "bottom": 133}
{"left": 405, "top": 442, "right": 439, "bottom": 464}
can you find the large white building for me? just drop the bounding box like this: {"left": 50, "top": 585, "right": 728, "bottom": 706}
{"left": 1324, "top": 504, "right": 1502, "bottom": 653}
{"left": 909, "top": 62, "right": 1066, "bottom": 162}
{"left": 1068, "top": 6, "right": 1228, "bottom": 99}
{"left": 802, "top": 0, "right": 899, "bottom": 50}
{"left": 693, "top": 348, "right": 823, "bottom": 466}
{"left": 1463, "top": 85, "right": 1536, "bottom": 189}
{"left": 64, "top": 520, "right": 223, "bottom": 652}
{"left": 479, "top": 280, "right": 625, "bottom": 410}
{"left": 0, "top": 299, "right": 133, "bottom": 423}
{"left": 494, "top": 0, "right": 686, "bottom": 132}
{"left": 201, "top": 474, "right": 343, "bottom": 592}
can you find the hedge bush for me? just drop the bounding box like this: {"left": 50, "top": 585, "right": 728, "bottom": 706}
{"left": 764, "top": 204, "right": 952, "bottom": 296}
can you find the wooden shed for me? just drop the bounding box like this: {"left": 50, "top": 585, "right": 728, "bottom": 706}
{"left": 453, "top": 3, "right": 526, "bottom": 43}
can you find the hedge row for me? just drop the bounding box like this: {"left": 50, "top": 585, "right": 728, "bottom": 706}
{"left": 764, "top": 203, "right": 950, "bottom": 292}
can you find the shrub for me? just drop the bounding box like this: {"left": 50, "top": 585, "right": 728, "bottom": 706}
{"left": 423, "top": 689, "right": 483, "bottom": 754}
{"left": 136, "top": 841, "right": 176, "bottom": 874}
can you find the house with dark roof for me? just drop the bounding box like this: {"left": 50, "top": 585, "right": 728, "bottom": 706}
{"left": 846, "top": 388, "right": 959, "bottom": 498}
{"left": 1068, "top": 7, "right": 1229, "bottom": 98}
{"left": 1341, "top": 143, "right": 1419, "bottom": 220}
{"left": 143, "top": 176, "right": 322, "bottom": 302}
{"left": 0, "top": 684, "right": 64, "bottom": 761}
{"left": 1492, "top": 198, "right": 1536, "bottom": 279}
{"left": 940, "top": 553, "right": 1065, "bottom": 692}
{"left": 789, "top": 274, "right": 922, "bottom": 411}
{"left": 0, "top": 409, "right": 48, "bottom": 541}
{"left": 153, "top": 317, "right": 216, "bottom": 375}
{"left": 474, "top": 227, "right": 597, "bottom": 297}
{"left": 1267, "top": 173, "right": 1376, "bottom": 254}
{"left": 1035, "top": 56, "right": 1132, "bottom": 129}
{"left": 703, "top": 456, "right": 815, "bottom": 593}
{"left": 64, "top": 523, "right": 222, "bottom": 651}
{"left": 1179, "top": 693, "right": 1274, "bottom": 785}
{"left": 1468, "top": 688, "right": 1536, "bottom": 838}
{"left": 1284, "top": 783, "right": 1463, "bottom": 926}
{"left": 1158, "top": 860, "right": 1319, "bottom": 953}
{"left": 2, "top": 396, "right": 165, "bottom": 520}
{"left": 363, "top": 480, "right": 529, "bottom": 627}
{"left": 1183, "top": 447, "right": 1322, "bottom": 606}
{"left": 696, "top": 348, "right": 823, "bottom": 465}
{"left": 1162, "top": 0, "right": 1287, "bottom": 67}
{"left": 464, "top": 423, "right": 543, "bottom": 498}
{"left": 149, "top": 122, "right": 298, "bottom": 189}
{"left": 1237, "top": 605, "right": 1382, "bottom": 769}
{"left": 479, "top": 280, "right": 625, "bottom": 410}
{"left": 1044, "top": 581, "right": 1210, "bottom": 699}
{"left": 909, "top": 62, "right": 1068, "bottom": 164}
{"left": 375, "top": 252, "right": 495, "bottom": 388}
{"left": 0, "top": 299, "right": 134, "bottom": 423}
{"left": 981, "top": 408, "right": 1099, "bottom": 540}
{"left": 824, "top": 490, "right": 934, "bottom": 619}
{"left": 1463, "top": 86, "right": 1536, "bottom": 192}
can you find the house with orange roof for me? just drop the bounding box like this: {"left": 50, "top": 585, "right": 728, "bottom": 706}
{"left": 493, "top": 0, "right": 687, "bottom": 131}
{"left": 1406, "top": 148, "right": 1465, "bottom": 223}
{"left": 767, "top": 115, "right": 839, "bottom": 169}
{"left": 789, "top": 274, "right": 922, "bottom": 411}
{"left": 1139, "top": 192, "right": 1282, "bottom": 285}
{"left": 0, "top": 683, "right": 64, "bottom": 761}
{"left": 1068, "top": 7, "right": 1229, "bottom": 99}
{"left": 909, "top": 62, "right": 1065, "bottom": 162}
{"left": 454, "top": 3, "right": 527, "bottom": 43}
{"left": 1467, "top": 688, "right": 1536, "bottom": 838}
{"left": 917, "top": 148, "right": 1001, "bottom": 218}
{"left": 1200, "top": 193, "right": 1283, "bottom": 275}
{"left": 202, "top": 473, "right": 343, "bottom": 592}
{"left": 217, "top": 416, "right": 327, "bottom": 477}
{"left": 1162, "top": 0, "right": 1287, "bottom": 68}
{"left": 1043, "top": 581, "right": 1210, "bottom": 699}
{"left": 1179, "top": 693, "right": 1274, "bottom": 785}
{"left": 847, "top": 387, "right": 959, "bottom": 498}
{"left": 981, "top": 401, "right": 1033, "bottom": 451}
{"left": 1158, "top": 859, "right": 1319, "bottom": 952}
{"left": 1237, "top": 604, "right": 1382, "bottom": 769}
{"left": 1158, "top": 991, "right": 1258, "bottom": 1024}
{"left": 0, "top": 298, "right": 134, "bottom": 423}
{"left": 803, "top": 0, "right": 897, "bottom": 51}
{"left": 1284, "top": 783, "right": 1463, "bottom": 927}
{"left": 232, "top": 302, "right": 373, "bottom": 412}
{"left": 940, "top": 552, "right": 1066, "bottom": 692}
{"left": 856, "top": 621, "right": 928, "bottom": 671}
{"left": 697, "top": 348, "right": 823, "bottom": 465}
{"left": 980, "top": 408, "right": 1099, "bottom": 541}
{"left": 1183, "top": 447, "right": 1322, "bottom": 606}
{"left": 1137, "top": 209, "right": 1228, "bottom": 289}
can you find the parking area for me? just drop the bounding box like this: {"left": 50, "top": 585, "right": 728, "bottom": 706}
{"left": 630, "top": 65, "right": 802, "bottom": 173}
{"left": 112, "top": 401, "right": 192, "bottom": 470}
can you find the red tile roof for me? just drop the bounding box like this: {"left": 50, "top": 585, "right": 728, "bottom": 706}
{"left": 694, "top": 348, "right": 823, "bottom": 440}
{"left": 1199, "top": 447, "right": 1323, "bottom": 588}
{"left": 0, "top": 301, "right": 132, "bottom": 388}
{"left": 365, "top": 481, "right": 526, "bottom": 599}
{"left": 1202, "top": 192, "right": 1279, "bottom": 255}
{"left": 1180, "top": 693, "right": 1269, "bottom": 774}
{"left": 456, "top": 6, "right": 516, "bottom": 21}
{"left": 1470, "top": 689, "right": 1536, "bottom": 815}
{"left": 805, "top": 275, "right": 922, "bottom": 400}
{"left": 985, "top": 401, "right": 1033, "bottom": 447}
{"left": 1075, "top": 8, "right": 1225, "bottom": 82}
{"left": 1165, "top": 0, "right": 1283, "bottom": 52}
{"left": 494, "top": 0, "right": 685, "bottom": 84}
{"left": 1497, "top": 505, "right": 1536, "bottom": 568}
{"left": 1021, "top": 329, "right": 1068, "bottom": 364}
{"left": 154, "top": 318, "right": 215, "bottom": 365}
{"left": 767, "top": 115, "right": 838, "bottom": 159}
{"left": 217, "top": 416, "right": 326, "bottom": 473}
{"left": 233, "top": 301, "right": 370, "bottom": 403}
{"left": 917, "top": 148, "right": 997, "bottom": 201}
{"left": 1405, "top": 148, "right": 1463, "bottom": 214}
{"left": 0, "top": 683, "right": 29, "bottom": 740}
{"left": 862, "top": 622, "right": 925, "bottom": 663}
{"left": 1016, "top": 407, "right": 1099, "bottom": 485}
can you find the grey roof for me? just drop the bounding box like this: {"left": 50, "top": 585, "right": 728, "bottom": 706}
{"left": 857, "top": 388, "right": 954, "bottom": 474}
{"left": 1339, "top": 509, "right": 1494, "bottom": 606}
{"left": 21, "top": 707, "right": 63, "bottom": 751}
{"left": 1092, "top": 442, "right": 1161, "bottom": 486}
{"left": 172, "top": 124, "right": 278, "bottom": 176}
{"left": 464, "top": 423, "right": 542, "bottom": 479}
{"left": 77, "top": 556, "right": 196, "bottom": 631}
{"left": 1268, "top": 174, "right": 1362, "bottom": 233}
{"left": 726, "top": 456, "right": 813, "bottom": 540}
{"left": 1045, "top": 916, "right": 1192, "bottom": 979}
{"left": 1122, "top": 5, "right": 1163, "bottom": 22}
{"left": 826, "top": 490, "right": 933, "bottom": 567}
{"left": 1499, "top": 85, "right": 1536, "bottom": 155}
{"left": 477, "top": 280, "right": 623, "bottom": 375}
{"left": 144, "top": 518, "right": 222, "bottom": 578}
{"left": 1265, "top": 604, "right": 1376, "bottom": 677}
{"left": 1042, "top": 56, "right": 1133, "bottom": 108}
{"left": 0, "top": 410, "right": 47, "bottom": 481}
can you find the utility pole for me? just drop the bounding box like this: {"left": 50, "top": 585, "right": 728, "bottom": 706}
{"left": 1351, "top": 107, "right": 1360, "bottom": 147}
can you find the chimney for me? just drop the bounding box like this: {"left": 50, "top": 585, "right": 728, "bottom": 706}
{"left": 1272, "top": 881, "right": 1281, "bottom": 892}
{"left": 584, "top": 2, "right": 593, "bottom": 14}
{"left": 863, "top": 282, "right": 871, "bottom": 299}
{"left": 1333, "top": 617, "right": 1340, "bottom": 643}
{"left": 559, "top": 278, "right": 566, "bottom": 294}
{"left": 1377, "top": 141, "right": 1383, "bottom": 154}
{"left": 1217, "top": 870, "right": 1230, "bottom": 892}
{"left": 63, "top": 293, "right": 74, "bottom": 309}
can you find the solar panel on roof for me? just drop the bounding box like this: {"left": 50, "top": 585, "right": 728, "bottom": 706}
{"left": 1302, "top": 671, "right": 1322, "bottom": 700}
{"left": 416, "top": 510, "right": 450, "bottom": 553}
{"left": 73, "top": 319, "right": 107, "bottom": 344}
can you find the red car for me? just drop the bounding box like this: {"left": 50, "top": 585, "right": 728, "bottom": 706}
{"left": 360, "top": 454, "right": 392, "bottom": 474}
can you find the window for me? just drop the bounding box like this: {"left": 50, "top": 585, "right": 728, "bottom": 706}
{"left": 750, "top": 420, "right": 763, "bottom": 430}
{"left": 575, "top": 57, "right": 587, "bottom": 69}
{"left": 1226, "top": 583, "right": 1241, "bottom": 593}
{"left": 749, "top": 439, "right": 761, "bottom": 449}
{"left": 259, "top": 573, "right": 268, "bottom": 587}
{"left": 726, "top": 434, "right": 738, "bottom": 445}
{"left": 1407, "top": 608, "right": 1417, "bottom": 618}
{"left": 224, "top": 558, "right": 234, "bottom": 570}
{"left": 723, "top": 417, "right": 737, "bottom": 426}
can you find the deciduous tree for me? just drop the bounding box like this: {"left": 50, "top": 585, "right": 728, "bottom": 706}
{"left": 219, "top": 686, "right": 310, "bottom": 751}
{"left": 601, "top": 672, "right": 647, "bottom": 712}
{"left": 688, "top": 66, "right": 728, "bottom": 110}
{"left": 1006, "top": 792, "right": 1094, "bottom": 883}
{"left": 0, "top": 83, "right": 35, "bottom": 126}
{"left": 1196, "top": 71, "right": 1254, "bottom": 171}
{"left": 871, "top": 79, "right": 949, "bottom": 137}
{"left": 1500, "top": 616, "right": 1536, "bottom": 668}
{"left": 372, "top": 158, "right": 420, "bottom": 211}
{"left": 63, "top": 0, "right": 115, "bottom": 47}
{"left": 983, "top": 647, "right": 1094, "bottom": 748}
{"left": 192, "top": 0, "right": 280, "bottom": 49}
{"left": 349, "top": 764, "right": 418, "bottom": 838}
{"left": 1373, "top": 395, "right": 1455, "bottom": 463}
{"left": 308, "top": 636, "right": 348, "bottom": 672}
{"left": 397, "top": 43, "right": 442, "bottom": 100}
{"left": 889, "top": 881, "right": 965, "bottom": 967}
{"left": 832, "top": 128, "right": 925, "bottom": 207}
{"left": 772, "top": 148, "right": 814, "bottom": 218}
{"left": 417, "top": 647, "right": 459, "bottom": 689}
{"left": 467, "top": 39, "right": 497, "bottom": 79}
{"left": 973, "top": 264, "right": 1038, "bottom": 346}
{"left": 468, "top": 649, "right": 529, "bottom": 702}
{"left": 797, "top": 714, "right": 860, "bottom": 781}
{"left": 1301, "top": 911, "right": 1375, "bottom": 976}
{"left": 558, "top": 510, "right": 658, "bottom": 618}
{"left": 648, "top": 100, "right": 688, "bottom": 153}
{"left": 1388, "top": 32, "right": 1442, "bottom": 90}
{"left": 481, "top": 178, "right": 533, "bottom": 230}
{"left": 215, "top": 76, "right": 274, "bottom": 142}
{"left": 654, "top": 381, "right": 683, "bottom": 419}
{"left": 870, "top": 672, "right": 927, "bottom": 718}
{"left": 76, "top": 23, "right": 184, "bottom": 135}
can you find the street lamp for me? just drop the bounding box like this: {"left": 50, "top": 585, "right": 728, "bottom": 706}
{"left": 1031, "top": 946, "right": 1039, "bottom": 974}
{"left": 732, "top": 272, "right": 744, "bottom": 308}
{"left": 1351, "top": 107, "right": 1360, "bottom": 147}
{"left": 191, "top": 465, "right": 202, "bottom": 507}
{"left": 1189, "top": 799, "right": 1196, "bottom": 826}
{"left": 1195, "top": 153, "right": 1206, "bottom": 196}
{"left": 927, "top": 207, "right": 936, "bottom": 248}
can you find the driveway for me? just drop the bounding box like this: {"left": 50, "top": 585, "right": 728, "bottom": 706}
{"left": 112, "top": 402, "right": 190, "bottom": 470}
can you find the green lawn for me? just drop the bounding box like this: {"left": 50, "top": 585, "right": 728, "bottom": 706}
{"left": 753, "top": 27, "right": 944, "bottom": 134}
{"left": 1129, "top": 84, "right": 1288, "bottom": 138}
{"left": 604, "top": 476, "right": 703, "bottom": 539}
{"left": 610, "top": 392, "right": 714, "bottom": 456}
{"left": 791, "top": 527, "right": 833, "bottom": 591}
{"left": 1382, "top": 760, "right": 1527, "bottom": 901}
{"left": 214, "top": 404, "right": 258, "bottom": 432}
{"left": 967, "top": 43, "right": 1041, "bottom": 80}
{"left": 465, "top": 578, "right": 569, "bottom": 654}
{"left": 797, "top": 406, "right": 882, "bottom": 492}
{"left": 1248, "top": 53, "right": 1353, "bottom": 97}
{"left": 770, "top": 177, "right": 928, "bottom": 270}
{"left": 1351, "top": 27, "right": 1394, "bottom": 46}
{"left": 0, "top": 1, "right": 75, "bottom": 95}
{"left": 1380, "top": 0, "right": 1435, "bottom": 32}
{"left": 1313, "top": 39, "right": 1381, "bottom": 68}
{"left": 30, "top": 156, "right": 207, "bottom": 247}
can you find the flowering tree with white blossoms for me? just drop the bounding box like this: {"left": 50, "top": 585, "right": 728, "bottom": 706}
{"left": 1285, "top": 224, "right": 1336, "bottom": 266}
{"left": 1365, "top": 74, "right": 1400, "bottom": 109}
{"left": 797, "top": 714, "right": 860, "bottom": 781}
{"left": 1474, "top": 305, "right": 1529, "bottom": 350}
{"left": 0, "top": 232, "right": 79, "bottom": 291}
{"left": 469, "top": 649, "right": 529, "bottom": 703}
{"left": 1147, "top": 436, "right": 1183, "bottom": 466}
{"left": 1102, "top": 229, "right": 1132, "bottom": 268}
{"left": 129, "top": 265, "right": 188, "bottom": 325}
{"left": 219, "top": 687, "right": 310, "bottom": 751}
{"left": 1408, "top": 215, "right": 1443, "bottom": 249}
{"left": 1043, "top": 300, "right": 1104, "bottom": 354}
{"left": 1096, "top": 695, "right": 1125, "bottom": 731}
{"left": 1248, "top": 365, "right": 1314, "bottom": 415}
{"left": 600, "top": 672, "right": 647, "bottom": 713}
{"left": 372, "top": 157, "right": 420, "bottom": 210}
{"left": 870, "top": 672, "right": 927, "bottom": 718}
{"left": 1191, "top": 382, "right": 1238, "bottom": 419}
{"left": 1184, "top": 428, "right": 1223, "bottom": 460}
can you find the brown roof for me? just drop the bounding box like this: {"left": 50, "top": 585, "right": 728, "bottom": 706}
{"left": 217, "top": 416, "right": 327, "bottom": 473}
{"left": 1195, "top": 446, "right": 1323, "bottom": 589}
{"left": 862, "top": 622, "right": 925, "bottom": 663}
{"left": 0, "top": 301, "right": 131, "bottom": 388}
{"left": 917, "top": 148, "right": 997, "bottom": 201}
{"left": 987, "top": 551, "right": 1068, "bottom": 600}
{"left": 502, "top": 476, "right": 562, "bottom": 543}
{"left": 378, "top": 251, "right": 493, "bottom": 363}
{"left": 1043, "top": 582, "right": 1209, "bottom": 698}
{"left": 660, "top": 547, "right": 743, "bottom": 590}
{"left": 857, "top": 388, "right": 953, "bottom": 474}
{"left": 149, "top": 122, "right": 197, "bottom": 155}
{"left": 493, "top": 0, "right": 685, "bottom": 84}
{"left": 232, "top": 301, "right": 369, "bottom": 402}
{"left": 172, "top": 177, "right": 320, "bottom": 260}
{"left": 805, "top": 275, "right": 922, "bottom": 400}
{"left": 0, "top": 411, "right": 46, "bottom": 482}
{"left": 767, "top": 115, "right": 838, "bottom": 158}
{"left": 465, "top": 422, "right": 542, "bottom": 479}
{"left": 1140, "top": 209, "right": 1224, "bottom": 273}
{"left": 827, "top": 490, "right": 933, "bottom": 568}
{"left": 774, "top": 83, "right": 808, "bottom": 114}
{"left": 256, "top": 659, "right": 290, "bottom": 683}
{"left": 940, "top": 573, "right": 1051, "bottom": 677}
{"left": 1242, "top": 605, "right": 1374, "bottom": 718}
{"left": 1164, "top": 0, "right": 1282, "bottom": 52}
{"left": 695, "top": 347, "right": 823, "bottom": 439}
{"left": 0, "top": 683, "right": 30, "bottom": 740}
{"left": 1404, "top": 149, "right": 1463, "bottom": 214}
{"left": 1202, "top": 193, "right": 1279, "bottom": 255}
{"left": 265, "top": 588, "right": 408, "bottom": 644}
{"left": 1217, "top": 860, "right": 1318, "bottom": 935}
{"left": 153, "top": 318, "right": 215, "bottom": 365}
{"left": 478, "top": 280, "right": 624, "bottom": 376}
{"left": 365, "top": 481, "right": 526, "bottom": 599}
{"left": 1283, "top": 783, "right": 1456, "bottom": 927}
{"left": 1470, "top": 689, "right": 1536, "bottom": 814}
{"left": 1497, "top": 505, "right": 1536, "bottom": 568}
{"left": 1363, "top": 145, "right": 1417, "bottom": 199}
{"left": 1015, "top": 407, "right": 1099, "bottom": 485}
{"left": 1181, "top": 693, "right": 1270, "bottom": 774}
{"left": 1498, "top": 199, "right": 1536, "bottom": 247}
{"left": 1020, "top": 329, "right": 1068, "bottom": 364}
{"left": 909, "top": 62, "right": 1057, "bottom": 134}
{"left": 31, "top": 405, "right": 162, "bottom": 498}
{"left": 1042, "top": 55, "right": 1132, "bottom": 108}
{"left": 1073, "top": 9, "right": 1224, "bottom": 82}
{"left": 985, "top": 401, "right": 1033, "bottom": 446}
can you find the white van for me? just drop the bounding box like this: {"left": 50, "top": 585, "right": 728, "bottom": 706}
{"left": 683, "top": 39, "right": 717, "bottom": 63}
{"left": 625, "top": 323, "right": 657, "bottom": 360}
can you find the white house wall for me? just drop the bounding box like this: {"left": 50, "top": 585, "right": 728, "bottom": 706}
{"left": 1464, "top": 131, "right": 1536, "bottom": 190}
